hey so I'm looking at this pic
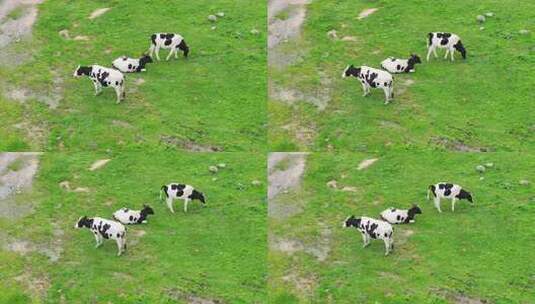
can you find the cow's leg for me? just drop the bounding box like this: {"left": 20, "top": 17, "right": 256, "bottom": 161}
{"left": 94, "top": 233, "right": 102, "bottom": 248}
{"left": 148, "top": 44, "right": 155, "bottom": 57}
{"left": 433, "top": 47, "right": 438, "bottom": 58}
{"left": 116, "top": 239, "right": 123, "bottom": 256}
{"left": 93, "top": 80, "right": 101, "bottom": 96}
{"left": 444, "top": 48, "right": 450, "bottom": 59}
{"left": 166, "top": 197, "right": 175, "bottom": 213}
{"left": 155, "top": 46, "right": 161, "bottom": 61}
{"left": 115, "top": 87, "right": 122, "bottom": 104}
{"left": 451, "top": 198, "right": 456, "bottom": 212}
{"left": 450, "top": 47, "right": 455, "bottom": 61}
{"left": 383, "top": 87, "right": 390, "bottom": 104}
{"left": 183, "top": 199, "right": 189, "bottom": 213}
{"left": 362, "top": 234, "right": 370, "bottom": 248}
{"left": 384, "top": 239, "right": 391, "bottom": 256}
{"left": 434, "top": 197, "right": 442, "bottom": 213}
{"left": 174, "top": 47, "right": 179, "bottom": 59}
{"left": 427, "top": 46, "right": 436, "bottom": 61}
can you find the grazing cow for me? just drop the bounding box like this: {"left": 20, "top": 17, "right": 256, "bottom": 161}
{"left": 426, "top": 32, "right": 466, "bottom": 61}
{"left": 148, "top": 33, "right": 189, "bottom": 61}
{"left": 380, "top": 54, "right": 422, "bottom": 73}
{"left": 380, "top": 205, "right": 422, "bottom": 224}
{"left": 112, "top": 55, "right": 153, "bottom": 73}
{"left": 112, "top": 204, "right": 154, "bottom": 225}
{"left": 342, "top": 65, "right": 394, "bottom": 104}
{"left": 427, "top": 182, "right": 473, "bottom": 213}
{"left": 73, "top": 65, "right": 125, "bottom": 103}
{"left": 160, "top": 183, "right": 206, "bottom": 213}
{"left": 74, "top": 216, "right": 127, "bottom": 256}
{"left": 343, "top": 215, "right": 394, "bottom": 256}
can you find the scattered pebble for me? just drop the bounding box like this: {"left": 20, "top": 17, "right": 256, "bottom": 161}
{"left": 208, "top": 15, "right": 217, "bottom": 22}
{"left": 250, "top": 29, "right": 260, "bottom": 35}
{"left": 519, "top": 180, "right": 529, "bottom": 186}
{"left": 476, "top": 15, "right": 486, "bottom": 23}
{"left": 58, "top": 29, "right": 70, "bottom": 39}
{"left": 211, "top": 26, "right": 217, "bottom": 30}
{"left": 341, "top": 186, "right": 358, "bottom": 193}
{"left": 341, "top": 36, "right": 358, "bottom": 42}
{"left": 73, "top": 187, "right": 90, "bottom": 193}
{"left": 251, "top": 180, "right": 261, "bottom": 186}
{"left": 479, "top": 176, "right": 485, "bottom": 181}
{"left": 216, "top": 12, "right": 225, "bottom": 17}
{"left": 217, "top": 163, "right": 226, "bottom": 168}
{"left": 476, "top": 165, "right": 486, "bottom": 173}
{"left": 327, "top": 30, "right": 338, "bottom": 39}
{"left": 480, "top": 26, "right": 485, "bottom": 31}
{"left": 73, "top": 35, "right": 90, "bottom": 41}
{"left": 357, "top": 158, "right": 378, "bottom": 170}
{"left": 59, "top": 181, "right": 70, "bottom": 190}
{"left": 89, "top": 159, "right": 111, "bottom": 171}
{"left": 89, "top": 8, "right": 111, "bottom": 20}
{"left": 519, "top": 29, "right": 529, "bottom": 35}
{"left": 209, "top": 166, "right": 218, "bottom": 173}
{"left": 485, "top": 12, "right": 494, "bottom": 17}
{"left": 211, "top": 177, "right": 218, "bottom": 182}
{"left": 358, "top": 8, "right": 378, "bottom": 20}
{"left": 484, "top": 162, "right": 494, "bottom": 168}
{"left": 326, "top": 180, "right": 338, "bottom": 189}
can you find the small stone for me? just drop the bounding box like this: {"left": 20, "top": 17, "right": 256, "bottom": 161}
{"left": 58, "top": 29, "right": 70, "bottom": 39}
{"left": 485, "top": 12, "right": 494, "bottom": 17}
{"left": 479, "top": 176, "right": 485, "bottom": 181}
{"left": 212, "top": 177, "right": 218, "bottom": 181}
{"left": 519, "top": 29, "right": 529, "bottom": 35}
{"left": 327, "top": 29, "right": 338, "bottom": 39}
{"left": 209, "top": 166, "right": 218, "bottom": 173}
{"left": 211, "top": 26, "right": 217, "bottom": 30}
{"left": 326, "top": 180, "right": 338, "bottom": 189}
{"left": 73, "top": 187, "right": 90, "bottom": 193}
{"left": 59, "top": 181, "right": 71, "bottom": 190}
{"left": 476, "top": 15, "right": 486, "bottom": 23}
{"left": 341, "top": 186, "right": 358, "bottom": 193}
{"left": 484, "top": 162, "right": 494, "bottom": 168}
{"left": 251, "top": 180, "right": 261, "bottom": 186}
{"left": 250, "top": 29, "right": 260, "bottom": 35}
{"left": 519, "top": 180, "right": 529, "bottom": 186}
{"left": 480, "top": 26, "right": 485, "bottom": 31}
{"left": 217, "top": 163, "right": 226, "bottom": 168}
{"left": 476, "top": 165, "right": 486, "bottom": 173}
{"left": 73, "top": 35, "right": 90, "bottom": 41}
{"left": 341, "top": 36, "right": 358, "bottom": 42}
{"left": 208, "top": 15, "right": 217, "bottom": 22}
{"left": 216, "top": 12, "right": 225, "bottom": 17}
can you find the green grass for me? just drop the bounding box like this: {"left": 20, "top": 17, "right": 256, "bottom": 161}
{"left": 269, "top": 0, "right": 535, "bottom": 152}
{"left": 268, "top": 152, "right": 535, "bottom": 303}
{"left": 6, "top": 5, "right": 28, "bottom": 20}
{"left": 0, "top": 152, "right": 266, "bottom": 303}
{"left": 0, "top": 0, "right": 266, "bottom": 152}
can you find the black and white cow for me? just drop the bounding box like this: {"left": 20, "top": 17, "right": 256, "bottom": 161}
{"left": 112, "top": 204, "right": 154, "bottom": 225}
{"left": 74, "top": 216, "right": 127, "bottom": 256}
{"left": 380, "top": 205, "right": 422, "bottom": 224}
{"left": 427, "top": 182, "right": 473, "bottom": 213}
{"left": 160, "top": 183, "right": 206, "bottom": 213}
{"left": 112, "top": 55, "right": 153, "bottom": 73}
{"left": 426, "top": 32, "right": 466, "bottom": 61}
{"left": 342, "top": 65, "right": 394, "bottom": 104}
{"left": 380, "top": 54, "right": 422, "bottom": 73}
{"left": 73, "top": 65, "right": 125, "bottom": 103}
{"left": 343, "top": 215, "right": 394, "bottom": 256}
{"left": 148, "top": 33, "right": 189, "bottom": 61}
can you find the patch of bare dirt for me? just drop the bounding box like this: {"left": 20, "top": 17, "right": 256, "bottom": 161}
{"left": 165, "top": 288, "right": 223, "bottom": 304}
{"left": 3, "top": 85, "right": 62, "bottom": 109}
{"left": 0, "top": 152, "right": 41, "bottom": 219}
{"left": 269, "top": 225, "right": 331, "bottom": 262}
{"left": 14, "top": 269, "right": 50, "bottom": 300}
{"left": 282, "top": 272, "right": 317, "bottom": 296}
{"left": 281, "top": 122, "right": 317, "bottom": 147}
{"left": 88, "top": 7, "right": 111, "bottom": 20}
{"left": 430, "top": 137, "right": 490, "bottom": 152}
{"left": 1, "top": 231, "right": 62, "bottom": 262}
{"left": 111, "top": 120, "right": 134, "bottom": 129}
{"left": 89, "top": 159, "right": 111, "bottom": 171}
{"left": 357, "top": 158, "right": 378, "bottom": 170}
{"left": 160, "top": 135, "right": 223, "bottom": 152}
{"left": 269, "top": 72, "right": 332, "bottom": 111}
{"left": 358, "top": 8, "right": 379, "bottom": 20}
{"left": 268, "top": 0, "right": 310, "bottom": 49}
{"left": 268, "top": 152, "right": 307, "bottom": 200}
{"left": 431, "top": 288, "right": 492, "bottom": 304}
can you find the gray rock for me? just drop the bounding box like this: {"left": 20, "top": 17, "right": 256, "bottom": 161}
{"left": 216, "top": 12, "right": 225, "bottom": 17}
{"left": 519, "top": 29, "right": 529, "bottom": 35}
{"left": 485, "top": 12, "right": 494, "bottom": 17}
{"left": 476, "top": 15, "right": 486, "bottom": 23}
{"left": 207, "top": 15, "right": 217, "bottom": 22}
{"left": 251, "top": 180, "right": 261, "bottom": 186}
{"left": 476, "top": 165, "right": 486, "bottom": 173}
{"left": 484, "top": 162, "right": 494, "bottom": 168}
{"left": 519, "top": 180, "right": 529, "bottom": 186}
{"left": 250, "top": 29, "right": 260, "bottom": 35}
{"left": 217, "top": 163, "right": 226, "bottom": 168}
{"left": 209, "top": 165, "right": 218, "bottom": 173}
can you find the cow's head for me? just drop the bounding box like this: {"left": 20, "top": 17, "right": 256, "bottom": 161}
{"left": 142, "top": 204, "right": 155, "bottom": 215}
{"left": 409, "top": 204, "right": 422, "bottom": 215}
{"left": 140, "top": 54, "right": 153, "bottom": 64}
{"left": 457, "top": 189, "right": 473, "bottom": 203}
{"left": 343, "top": 215, "right": 360, "bottom": 228}
{"left": 454, "top": 41, "right": 467, "bottom": 59}
{"left": 73, "top": 65, "right": 91, "bottom": 77}
{"left": 74, "top": 216, "right": 92, "bottom": 229}
{"left": 409, "top": 54, "right": 422, "bottom": 64}
{"left": 191, "top": 189, "right": 206, "bottom": 205}
{"left": 342, "top": 64, "right": 360, "bottom": 78}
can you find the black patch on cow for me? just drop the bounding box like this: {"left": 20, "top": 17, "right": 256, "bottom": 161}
{"left": 396, "top": 215, "right": 401, "bottom": 221}
{"left": 367, "top": 223, "right": 379, "bottom": 239}
{"left": 151, "top": 34, "right": 157, "bottom": 45}
{"left": 428, "top": 32, "right": 433, "bottom": 46}
{"left": 396, "top": 64, "right": 401, "bottom": 70}
{"left": 97, "top": 71, "right": 110, "bottom": 86}
{"left": 99, "top": 223, "right": 111, "bottom": 239}
{"left": 429, "top": 185, "right": 436, "bottom": 197}
{"left": 129, "top": 215, "right": 133, "bottom": 221}
{"left": 437, "top": 32, "right": 452, "bottom": 45}
{"left": 160, "top": 33, "right": 166, "bottom": 39}
{"left": 116, "top": 233, "right": 120, "bottom": 238}
{"left": 161, "top": 185, "right": 169, "bottom": 198}
{"left": 384, "top": 82, "right": 388, "bottom": 86}
{"left": 128, "top": 64, "right": 132, "bottom": 69}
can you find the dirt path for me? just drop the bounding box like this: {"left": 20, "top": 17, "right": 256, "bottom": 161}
{"left": 268, "top": 152, "right": 308, "bottom": 200}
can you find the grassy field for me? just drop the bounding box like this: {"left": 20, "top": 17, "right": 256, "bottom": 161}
{"left": 0, "top": 152, "right": 266, "bottom": 303}
{"left": 269, "top": 152, "right": 534, "bottom": 303}
{"left": 0, "top": 0, "right": 266, "bottom": 152}
{"left": 268, "top": 0, "right": 534, "bottom": 152}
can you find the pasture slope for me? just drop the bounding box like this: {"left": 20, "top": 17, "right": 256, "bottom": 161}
{"left": 0, "top": 152, "right": 266, "bottom": 303}
{"left": 268, "top": 0, "right": 534, "bottom": 152}
{"left": 0, "top": 0, "right": 266, "bottom": 152}
{"left": 269, "top": 152, "right": 534, "bottom": 303}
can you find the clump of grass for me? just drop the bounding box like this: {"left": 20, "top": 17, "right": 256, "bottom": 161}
{"left": 6, "top": 5, "right": 28, "bottom": 20}
{"left": 7, "top": 158, "right": 25, "bottom": 172}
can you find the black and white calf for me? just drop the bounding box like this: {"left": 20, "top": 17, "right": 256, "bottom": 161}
{"left": 74, "top": 216, "right": 127, "bottom": 256}
{"left": 342, "top": 65, "right": 394, "bottom": 104}
{"left": 427, "top": 182, "right": 473, "bottom": 213}
{"left": 380, "top": 54, "right": 422, "bottom": 73}
{"left": 160, "top": 183, "right": 206, "bottom": 213}
{"left": 149, "top": 33, "right": 189, "bottom": 61}
{"left": 112, "top": 204, "right": 154, "bottom": 225}
{"left": 426, "top": 32, "right": 466, "bottom": 61}
{"left": 380, "top": 205, "right": 422, "bottom": 224}
{"left": 343, "top": 216, "right": 394, "bottom": 256}
{"left": 112, "top": 55, "right": 153, "bottom": 73}
{"left": 73, "top": 65, "right": 125, "bottom": 103}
